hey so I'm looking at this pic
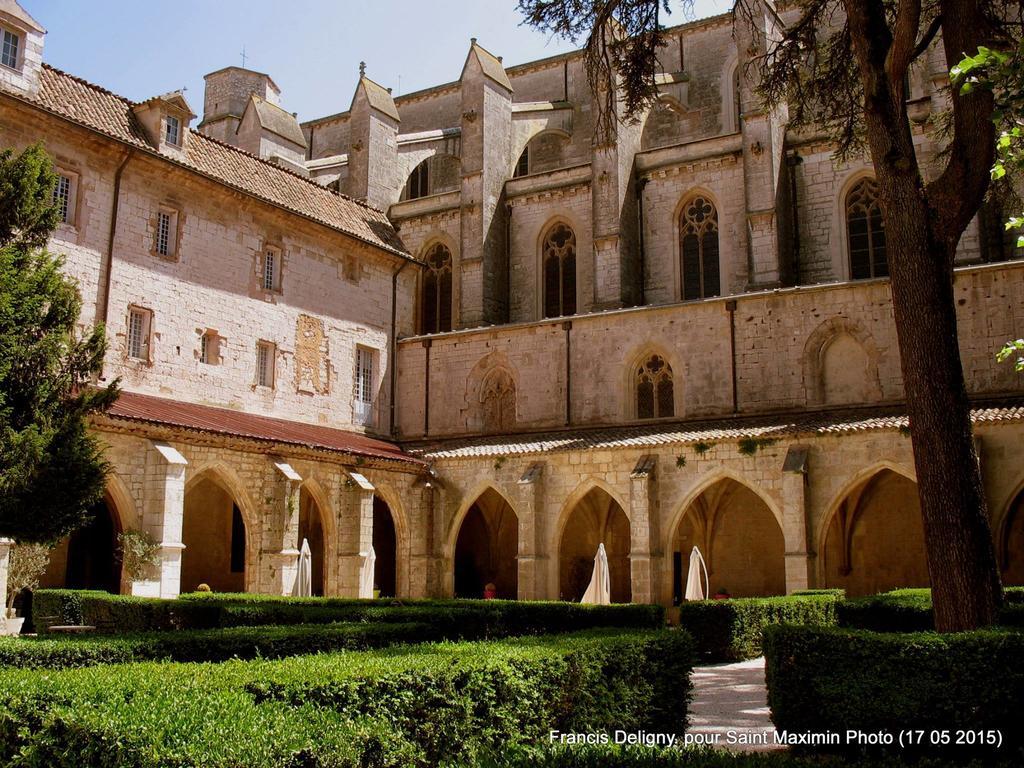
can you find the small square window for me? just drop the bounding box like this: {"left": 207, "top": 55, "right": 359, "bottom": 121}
{"left": 200, "top": 330, "right": 221, "bottom": 365}
{"left": 52, "top": 173, "right": 76, "bottom": 225}
{"left": 165, "top": 115, "right": 181, "bottom": 146}
{"left": 155, "top": 208, "right": 178, "bottom": 258}
{"left": 263, "top": 247, "right": 281, "bottom": 291}
{"left": 256, "top": 341, "right": 275, "bottom": 388}
{"left": 127, "top": 307, "right": 152, "bottom": 361}
{"left": 1, "top": 29, "right": 19, "bottom": 70}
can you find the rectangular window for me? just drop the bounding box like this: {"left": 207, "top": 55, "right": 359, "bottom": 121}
{"left": 354, "top": 347, "right": 375, "bottom": 426}
{"left": 263, "top": 247, "right": 280, "bottom": 291}
{"left": 165, "top": 115, "right": 181, "bottom": 146}
{"left": 155, "top": 209, "right": 177, "bottom": 257}
{"left": 1, "top": 29, "right": 19, "bottom": 70}
{"left": 52, "top": 174, "right": 74, "bottom": 224}
{"left": 256, "top": 341, "right": 275, "bottom": 388}
{"left": 127, "top": 307, "right": 151, "bottom": 361}
{"left": 200, "top": 330, "right": 220, "bottom": 365}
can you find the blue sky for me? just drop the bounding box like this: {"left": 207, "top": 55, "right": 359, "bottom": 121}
{"left": 25, "top": 0, "right": 729, "bottom": 122}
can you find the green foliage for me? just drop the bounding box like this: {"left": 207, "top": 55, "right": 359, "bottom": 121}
{"left": 675, "top": 455, "right": 686, "bottom": 468}
{"left": 116, "top": 529, "right": 161, "bottom": 582}
{"left": 837, "top": 587, "right": 1024, "bottom": 632}
{"left": 0, "top": 143, "right": 119, "bottom": 543}
{"left": 0, "top": 630, "right": 692, "bottom": 768}
{"left": 693, "top": 441, "right": 714, "bottom": 455}
{"left": 4, "top": 543, "right": 51, "bottom": 612}
{"left": 764, "top": 624, "right": 1024, "bottom": 757}
{"left": 676, "top": 593, "right": 840, "bottom": 662}
{"left": 997, "top": 339, "right": 1024, "bottom": 372}
{"left": 34, "top": 589, "right": 665, "bottom": 635}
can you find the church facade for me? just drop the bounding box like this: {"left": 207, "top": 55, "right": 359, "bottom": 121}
{"left": 0, "top": 0, "right": 1022, "bottom": 606}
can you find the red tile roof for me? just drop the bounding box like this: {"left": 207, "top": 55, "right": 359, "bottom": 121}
{"left": 15, "top": 65, "right": 410, "bottom": 260}
{"left": 104, "top": 391, "right": 423, "bottom": 466}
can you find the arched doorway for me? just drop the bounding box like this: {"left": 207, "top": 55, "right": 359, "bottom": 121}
{"left": 40, "top": 495, "right": 123, "bottom": 593}
{"left": 822, "top": 468, "right": 928, "bottom": 596}
{"left": 1000, "top": 487, "right": 1024, "bottom": 586}
{"left": 182, "top": 473, "right": 248, "bottom": 593}
{"left": 298, "top": 486, "right": 327, "bottom": 596}
{"left": 453, "top": 488, "right": 519, "bottom": 599}
{"left": 372, "top": 495, "right": 398, "bottom": 597}
{"left": 559, "top": 487, "right": 631, "bottom": 603}
{"left": 671, "top": 478, "right": 785, "bottom": 602}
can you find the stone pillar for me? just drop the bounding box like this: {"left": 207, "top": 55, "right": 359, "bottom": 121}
{"left": 139, "top": 441, "right": 188, "bottom": 599}
{"left": 266, "top": 460, "right": 302, "bottom": 596}
{"left": 781, "top": 445, "right": 812, "bottom": 593}
{"left": 346, "top": 66, "right": 401, "bottom": 210}
{"left": 337, "top": 471, "right": 375, "bottom": 597}
{"left": 0, "top": 539, "right": 11, "bottom": 621}
{"left": 628, "top": 455, "right": 661, "bottom": 604}
{"left": 407, "top": 476, "right": 440, "bottom": 598}
{"left": 458, "top": 39, "right": 513, "bottom": 327}
{"left": 735, "top": 1, "right": 790, "bottom": 289}
{"left": 516, "top": 462, "right": 547, "bottom": 600}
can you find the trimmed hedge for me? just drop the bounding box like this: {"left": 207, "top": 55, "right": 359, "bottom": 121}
{"left": 34, "top": 589, "right": 665, "bottom": 635}
{"left": 837, "top": 587, "right": 1024, "bottom": 632}
{"left": 677, "top": 593, "right": 840, "bottom": 662}
{"left": 0, "top": 629, "right": 693, "bottom": 768}
{"left": 0, "top": 621, "right": 444, "bottom": 669}
{"left": 764, "top": 624, "right": 1024, "bottom": 757}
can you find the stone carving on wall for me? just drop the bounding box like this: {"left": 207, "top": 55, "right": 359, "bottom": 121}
{"left": 295, "top": 314, "right": 330, "bottom": 395}
{"left": 480, "top": 367, "right": 517, "bottom": 433}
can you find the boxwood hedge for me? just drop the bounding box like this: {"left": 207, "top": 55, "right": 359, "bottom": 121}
{"left": 837, "top": 587, "right": 1024, "bottom": 632}
{"left": 677, "top": 593, "right": 840, "bottom": 662}
{"left": 0, "top": 629, "right": 693, "bottom": 768}
{"left": 33, "top": 589, "right": 665, "bottom": 635}
{"left": 764, "top": 624, "right": 1024, "bottom": 757}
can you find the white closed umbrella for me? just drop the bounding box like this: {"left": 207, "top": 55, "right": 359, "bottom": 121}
{"left": 358, "top": 545, "right": 376, "bottom": 599}
{"left": 293, "top": 539, "right": 312, "bottom": 597}
{"left": 684, "top": 545, "right": 709, "bottom": 601}
{"left": 581, "top": 543, "right": 611, "bottom": 605}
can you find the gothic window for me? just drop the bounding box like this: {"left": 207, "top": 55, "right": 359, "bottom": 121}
{"left": 514, "top": 146, "right": 529, "bottom": 178}
{"left": 406, "top": 160, "right": 429, "bottom": 200}
{"left": 636, "top": 354, "right": 674, "bottom": 419}
{"left": 481, "top": 368, "right": 516, "bottom": 432}
{"left": 542, "top": 222, "right": 576, "bottom": 318}
{"left": 421, "top": 242, "right": 453, "bottom": 333}
{"left": 679, "top": 196, "right": 720, "bottom": 300}
{"left": 846, "top": 177, "right": 888, "bottom": 280}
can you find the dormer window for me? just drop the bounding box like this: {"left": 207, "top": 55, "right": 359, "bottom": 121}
{"left": 1, "top": 29, "right": 20, "bottom": 71}
{"left": 165, "top": 115, "right": 181, "bottom": 146}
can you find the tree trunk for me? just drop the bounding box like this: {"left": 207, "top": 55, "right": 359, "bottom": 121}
{"left": 881, "top": 188, "right": 1003, "bottom": 631}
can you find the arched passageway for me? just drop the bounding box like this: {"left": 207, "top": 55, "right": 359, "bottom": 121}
{"left": 182, "top": 474, "right": 248, "bottom": 593}
{"left": 1000, "top": 487, "right": 1024, "bottom": 586}
{"left": 40, "top": 495, "right": 123, "bottom": 593}
{"left": 453, "top": 488, "right": 519, "bottom": 599}
{"left": 822, "top": 469, "right": 929, "bottom": 596}
{"left": 672, "top": 478, "right": 785, "bottom": 601}
{"left": 372, "top": 496, "right": 398, "bottom": 597}
{"left": 559, "top": 487, "right": 631, "bottom": 603}
{"left": 298, "top": 486, "right": 327, "bottom": 596}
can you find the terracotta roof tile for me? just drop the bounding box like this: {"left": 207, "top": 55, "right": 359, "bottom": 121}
{"left": 103, "top": 391, "right": 423, "bottom": 466}
{"left": 24, "top": 65, "right": 409, "bottom": 259}
{"left": 408, "top": 400, "right": 1024, "bottom": 460}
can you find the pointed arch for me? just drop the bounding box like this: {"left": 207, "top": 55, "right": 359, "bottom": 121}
{"left": 539, "top": 217, "right": 578, "bottom": 318}
{"left": 674, "top": 190, "right": 721, "bottom": 301}
{"left": 419, "top": 237, "right": 455, "bottom": 334}
{"left": 104, "top": 471, "right": 138, "bottom": 533}
{"left": 298, "top": 475, "right": 335, "bottom": 596}
{"left": 720, "top": 50, "right": 741, "bottom": 135}
{"left": 368, "top": 480, "right": 410, "bottom": 598}
{"left": 449, "top": 484, "right": 520, "bottom": 599}
{"left": 445, "top": 480, "right": 520, "bottom": 559}
{"left": 802, "top": 316, "right": 883, "bottom": 406}
{"left": 994, "top": 474, "right": 1024, "bottom": 582}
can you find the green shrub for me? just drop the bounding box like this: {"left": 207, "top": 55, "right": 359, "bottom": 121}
{"left": 764, "top": 624, "right": 1024, "bottom": 757}
{"left": 0, "top": 630, "right": 692, "bottom": 768}
{"left": 837, "top": 587, "right": 1024, "bottom": 632}
{"left": 34, "top": 588, "right": 664, "bottom": 636}
{"left": 0, "top": 621, "right": 440, "bottom": 668}
{"left": 677, "top": 594, "right": 840, "bottom": 662}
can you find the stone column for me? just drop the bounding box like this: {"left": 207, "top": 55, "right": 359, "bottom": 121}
{"left": 0, "top": 539, "right": 11, "bottom": 622}
{"left": 516, "top": 462, "right": 547, "bottom": 600}
{"left": 266, "top": 460, "right": 302, "bottom": 596}
{"left": 781, "top": 445, "right": 812, "bottom": 593}
{"left": 139, "top": 441, "right": 188, "bottom": 599}
{"left": 628, "top": 455, "right": 661, "bottom": 604}
{"left": 406, "top": 477, "right": 440, "bottom": 598}
{"left": 337, "top": 471, "right": 375, "bottom": 598}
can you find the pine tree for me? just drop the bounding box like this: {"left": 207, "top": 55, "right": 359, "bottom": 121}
{"left": 0, "top": 143, "right": 118, "bottom": 542}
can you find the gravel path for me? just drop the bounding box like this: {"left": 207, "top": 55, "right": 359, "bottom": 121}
{"left": 685, "top": 657, "right": 783, "bottom": 752}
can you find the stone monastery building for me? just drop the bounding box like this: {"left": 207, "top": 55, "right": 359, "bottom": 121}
{"left": 1, "top": 0, "right": 1022, "bottom": 605}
